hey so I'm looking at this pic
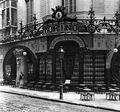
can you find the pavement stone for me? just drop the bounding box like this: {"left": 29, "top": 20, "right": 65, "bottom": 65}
{"left": 0, "top": 85, "right": 120, "bottom": 112}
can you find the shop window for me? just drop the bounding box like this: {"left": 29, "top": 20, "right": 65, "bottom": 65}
{"left": 72, "top": 54, "right": 79, "bottom": 84}
{"left": 5, "top": 64, "right": 11, "bottom": 80}
{"left": 28, "top": 63, "right": 33, "bottom": 74}
{"left": 55, "top": 55, "right": 61, "bottom": 83}
{"left": 83, "top": 54, "right": 94, "bottom": 84}
{"left": 39, "top": 53, "right": 52, "bottom": 83}
{"left": 83, "top": 51, "right": 106, "bottom": 84}
{"left": 46, "top": 55, "right": 52, "bottom": 83}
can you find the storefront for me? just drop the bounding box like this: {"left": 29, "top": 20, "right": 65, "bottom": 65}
{"left": 1, "top": 6, "right": 120, "bottom": 89}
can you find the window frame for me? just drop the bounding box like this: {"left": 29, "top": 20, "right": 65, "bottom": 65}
{"left": 0, "top": 0, "right": 17, "bottom": 28}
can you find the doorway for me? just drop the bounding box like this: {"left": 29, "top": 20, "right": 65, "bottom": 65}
{"left": 55, "top": 41, "right": 79, "bottom": 82}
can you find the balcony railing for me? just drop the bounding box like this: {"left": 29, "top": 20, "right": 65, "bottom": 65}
{"left": 0, "top": 7, "right": 120, "bottom": 44}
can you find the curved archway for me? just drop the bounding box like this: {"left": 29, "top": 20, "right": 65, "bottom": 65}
{"left": 3, "top": 46, "right": 37, "bottom": 85}
{"left": 49, "top": 35, "right": 86, "bottom": 49}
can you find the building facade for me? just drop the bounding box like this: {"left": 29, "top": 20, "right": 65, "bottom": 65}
{"left": 0, "top": 0, "right": 120, "bottom": 90}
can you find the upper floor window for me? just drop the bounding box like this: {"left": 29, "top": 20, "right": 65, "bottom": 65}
{"left": 62, "top": 0, "right": 76, "bottom": 13}
{"left": 0, "top": 0, "right": 17, "bottom": 28}
{"left": 26, "top": 0, "right": 33, "bottom": 24}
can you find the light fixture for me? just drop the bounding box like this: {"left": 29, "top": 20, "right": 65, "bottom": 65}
{"left": 113, "top": 38, "right": 118, "bottom": 53}
{"left": 58, "top": 46, "right": 65, "bottom": 99}
{"left": 23, "top": 51, "right": 27, "bottom": 56}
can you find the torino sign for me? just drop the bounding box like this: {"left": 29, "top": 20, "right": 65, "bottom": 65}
{"left": 42, "top": 22, "right": 86, "bottom": 35}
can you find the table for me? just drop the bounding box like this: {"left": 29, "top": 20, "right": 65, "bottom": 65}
{"left": 80, "top": 88, "right": 95, "bottom": 101}
{"left": 106, "top": 88, "right": 120, "bottom": 100}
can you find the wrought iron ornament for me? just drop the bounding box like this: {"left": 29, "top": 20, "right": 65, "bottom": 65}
{"left": 1, "top": 6, "right": 120, "bottom": 43}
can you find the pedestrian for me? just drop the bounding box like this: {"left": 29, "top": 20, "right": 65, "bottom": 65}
{"left": 19, "top": 72, "right": 24, "bottom": 88}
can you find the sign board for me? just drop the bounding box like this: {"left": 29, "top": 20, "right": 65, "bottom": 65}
{"left": 65, "top": 80, "right": 71, "bottom": 84}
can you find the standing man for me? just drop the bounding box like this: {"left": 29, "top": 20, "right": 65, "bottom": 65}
{"left": 19, "top": 72, "right": 24, "bottom": 88}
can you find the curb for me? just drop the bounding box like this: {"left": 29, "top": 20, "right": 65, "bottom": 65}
{"left": 0, "top": 90, "right": 119, "bottom": 112}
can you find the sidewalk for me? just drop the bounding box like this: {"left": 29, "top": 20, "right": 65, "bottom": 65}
{"left": 0, "top": 85, "right": 120, "bottom": 112}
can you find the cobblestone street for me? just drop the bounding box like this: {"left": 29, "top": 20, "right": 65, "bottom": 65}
{"left": 0, "top": 92, "right": 115, "bottom": 112}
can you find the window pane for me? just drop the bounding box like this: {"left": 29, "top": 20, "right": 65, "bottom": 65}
{"left": 6, "top": 8, "right": 9, "bottom": 25}
{"left": 6, "top": 0, "right": 9, "bottom": 7}
{"left": 11, "top": 0, "right": 17, "bottom": 7}
{"left": 11, "top": 8, "right": 17, "bottom": 26}
{"left": 2, "top": 9, "right": 5, "bottom": 27}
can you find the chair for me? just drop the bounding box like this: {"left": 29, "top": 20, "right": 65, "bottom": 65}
{"left": 106, "top": 92, "right": 111, "bottom": 100}
{"left": 34, "top": 82, "right": 44, "bottom": 90}
{"left": 64, "top": 84, "right": 69, "bottom": 92}
{"left": 80, "top": 92, "right": 88, "bottom": 100}
{"left": 88, "top": 92, "right": 95, "bottom": 100}
{"left": 106, "top": 86, "right": 117, "bottom": 100}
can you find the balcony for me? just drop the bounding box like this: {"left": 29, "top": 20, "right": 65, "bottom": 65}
{"left": 0, "top": 8, "right": 120, "bottom": 44}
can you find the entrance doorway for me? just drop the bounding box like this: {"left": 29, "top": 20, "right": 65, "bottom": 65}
{"left": 55, "top": 41, "right": 80, "bottom": 83}
{"left": 64, "top": 53, "right": 75, "bottom": 80}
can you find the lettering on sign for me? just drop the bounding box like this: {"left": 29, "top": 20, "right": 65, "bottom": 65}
{"left": 42, "top": 22, "right": 86, "bottom": 35}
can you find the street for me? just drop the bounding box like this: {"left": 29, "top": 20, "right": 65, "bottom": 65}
{"left": 0, "top": 92, "right": 115, "bottom": 112}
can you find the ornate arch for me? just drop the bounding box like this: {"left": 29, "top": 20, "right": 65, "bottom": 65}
{"left": 49, "top": 35, "right": 86, "bottom": 49}
{"left": 3, "top": 45, "right": 37, "bottom": 82}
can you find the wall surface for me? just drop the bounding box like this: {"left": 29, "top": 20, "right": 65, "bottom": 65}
{"left": 17, "top": 0, "right": 26, "bottom": 27}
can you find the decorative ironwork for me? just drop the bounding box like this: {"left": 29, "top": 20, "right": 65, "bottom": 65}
{"left": 1, "top": 6, "right": 120, "bottom": 43}
{"left": 51, "top": 6, "right": 67, "bottom": 21}
{"left": 33, "top": 14, "right": 37, "bottom": 30}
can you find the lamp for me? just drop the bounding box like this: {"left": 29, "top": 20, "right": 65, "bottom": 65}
{"left": 58, "top": 46, "right": 65, "bottom": 99}
{"left": 23, "top": 51, "right": 27, "bottom": 56}
{"left": 114, "top": 38, "right": 118, "bottom": 53}
{"left": 58, "top": 46, "right": 65, "bottom": 60}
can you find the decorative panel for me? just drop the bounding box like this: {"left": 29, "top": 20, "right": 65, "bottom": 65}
{"left": 83, "top": 54, "right": 94, "bottom": 84}
{"left": 38, "top": 53, "right": 53, "bottom": 83}
{"left": 72, "top": 54, "right": 79, "bottom": 84}
{"left": 39, "top": 55, "right": 46, "bottom": 82}
{"left": 46, "top": 54, "right": 52, "bottom": 83}
{"left": 55, "top": 56, "right": 61, "bottom": 84}
{"left": 94, "top": 55, "right": 105, "bottom": 84}
{"left": 83, "top": 51, "right": 106, "bottom": 84}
